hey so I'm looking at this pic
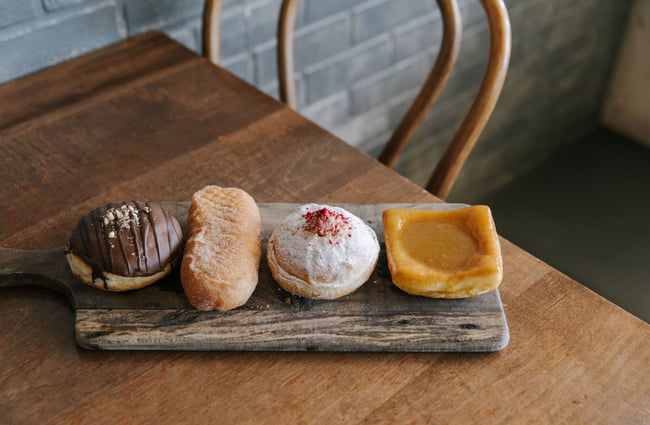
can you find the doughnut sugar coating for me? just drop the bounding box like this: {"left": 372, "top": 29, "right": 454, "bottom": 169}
{"left": 267, "top": 204, "right": 379, "bottom": 299}
{"left": 180, "top": 185, "right": 262, "bottom": 311}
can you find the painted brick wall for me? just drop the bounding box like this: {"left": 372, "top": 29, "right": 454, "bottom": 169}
{"left": 0, "top": 0, "right": 631, "bottom": 201}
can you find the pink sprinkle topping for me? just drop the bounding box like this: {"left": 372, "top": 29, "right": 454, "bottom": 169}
{"left": 302, "top": 207, "right": 352, "bottom": 238}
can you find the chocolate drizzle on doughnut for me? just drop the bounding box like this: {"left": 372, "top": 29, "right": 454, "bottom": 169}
{"left": 68, "top": 202, "right": 182, "bottom": 285}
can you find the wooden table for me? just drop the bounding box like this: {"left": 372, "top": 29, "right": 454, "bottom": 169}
{"left": 1, "top": 32, "right": 647, "bottom": 424}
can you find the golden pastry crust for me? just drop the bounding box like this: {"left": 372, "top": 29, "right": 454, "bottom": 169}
{"left": 382, "top": 205, "right": 503, "bottom": 298}
{"left": 180, "top": 185, "right": 261, "bottom": 311}
{"left": 267, "top": 204, "right": 379, "bottom": 299}
{"left": 66, "top": 252, "right": 176, "bottom": 292}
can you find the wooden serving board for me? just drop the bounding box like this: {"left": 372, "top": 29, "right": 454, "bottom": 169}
{"left": 0, "top": 203, "right": 509, "bottom": 352}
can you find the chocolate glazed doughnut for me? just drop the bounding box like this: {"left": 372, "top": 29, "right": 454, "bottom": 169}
{"left": 66, "top": 201, "right": 183, "bottom": 292}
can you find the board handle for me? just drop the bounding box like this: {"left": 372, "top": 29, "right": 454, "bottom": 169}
{"left": 0, "top": 246, "right": 74, "bottom": 299}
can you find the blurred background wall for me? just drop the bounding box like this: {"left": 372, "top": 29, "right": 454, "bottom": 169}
{"left": 0, "top": 0, "right": 632, "bottom": 201}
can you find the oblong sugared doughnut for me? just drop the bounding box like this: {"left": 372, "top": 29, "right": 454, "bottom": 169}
{"left": 180, "top": 185, "right": 261, "bottom": 311}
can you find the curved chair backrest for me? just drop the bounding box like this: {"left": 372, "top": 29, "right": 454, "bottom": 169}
{"left": 203, "top": 0, "right": 511, "bottom": 200}
{"left": 203, "top": 0, "right": 222, "bottom": 65}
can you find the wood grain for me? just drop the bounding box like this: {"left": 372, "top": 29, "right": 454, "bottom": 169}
{"left": 0, "top": 32, "right": 647, "bottom": 425}
{"left": 0, "top": 203, "right": 509, "bottom": 352}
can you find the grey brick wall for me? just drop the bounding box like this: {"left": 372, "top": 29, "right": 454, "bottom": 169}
{"left": 0, "top": 0, "right": 631, "bottom": 201}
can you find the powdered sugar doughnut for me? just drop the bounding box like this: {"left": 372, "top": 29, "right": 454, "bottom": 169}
{"left": 267, "top": 204, "right": 379, "bottom": 299}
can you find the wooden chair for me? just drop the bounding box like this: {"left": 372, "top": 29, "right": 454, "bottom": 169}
{"left": 203, "top": 0, "right": 511, "bottom": 200}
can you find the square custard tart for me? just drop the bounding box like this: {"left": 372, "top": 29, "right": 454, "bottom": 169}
{"left": 382, "top": 205, "right": 503, "bottom": 298}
